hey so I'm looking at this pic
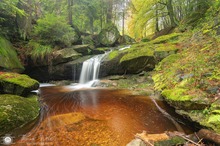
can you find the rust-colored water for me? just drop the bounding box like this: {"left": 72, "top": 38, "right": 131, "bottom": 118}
{"left": 13, "top": 86, "right": 185, "bottom": 146}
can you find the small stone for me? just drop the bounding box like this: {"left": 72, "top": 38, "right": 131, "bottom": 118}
{"left": 126, "top": 139, "right": 146, "bottom": 146}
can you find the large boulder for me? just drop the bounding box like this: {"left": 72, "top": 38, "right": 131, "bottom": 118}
{"left": 72, "top": 45, "right": 105, "bottom": 55}
{"left": 0, "top": 36, "right": 24, "bottom": 72}
{"left": 52, "top": 47, "right": 82, "bottom": 65}
{"left": 98, "top": 24, "right": 120, "bottom": 47}
{"left": 119, "top": 45, "right": 156, "bottom": 74}
{"left": 0, "top": 72, "right": 39, "bottom": 96}
{"left": 100, "top": 44, "right": 156, "bottom": 76}
{"left": 0, "top": 94, "right": 39, "bottom": 135}
{"left": 154, "top": 44, "right": 178, "bottom": 62}
{"left": 118, "top": 35, "right": 136, "bottom": 44}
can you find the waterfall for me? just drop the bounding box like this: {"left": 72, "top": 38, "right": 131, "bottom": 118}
{"left": 76, "top": 45, "right": 131, "bottom": 87}
{"left": 78, "top": 53, "right": 107, "bottom": 87}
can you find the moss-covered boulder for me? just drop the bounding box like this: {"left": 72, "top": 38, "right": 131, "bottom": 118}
{"left": 176, "top": 110, "right": 220, "bottom": 133}
{"left": 119, "top": 44, "right": 156, "bottom": 73}
{"left": 161, "top": 88, "right": 210, "bottom": 110}
{"left": 154, "top": 44, "right": 178, "bottom": 62}
{"left": 0, "top": 72, "right": 39, "bottom": 96}
{"left": 100, "top": 50, "right": 126, "bottom": 77}
{"left": 52, "top": 47, "right": 82, "bottom": 65}
{"left": 0, "top": 36, "right": 24, "bottom": 72}
{"left": 98, "top": 24, "right": 120, "bottom": 47}
{"left": 0, "top": 94, "right": 39, "bottom": 135}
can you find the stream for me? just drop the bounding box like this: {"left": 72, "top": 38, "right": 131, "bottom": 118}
{"left": 11, "top": 48, "right": 193, "bottom": 145}
{"left": 12, "top": 86, "right": 192, "bottom": 146}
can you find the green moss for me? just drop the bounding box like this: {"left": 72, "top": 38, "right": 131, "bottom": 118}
{"left": 0, "top": 36, "right": 24, "bottom": 72}
{"left": 0, "top": 94, "right": 39, "bottom": 135}
{"left": 0, "top": 72, "right": 39, "bottom": 96}
{"left": 154, "top": 44, "right": 178, "bottom": 51}
{"left": 120, "top": 46, "right": 154, "bottom": 63}
{"left": 162, "top": 88, "right": 193, "bottom": 101}
{"left": 178, "top": 110, "right": 220, "bottom": 133}
{"left": 108, "top": 51, "right": 120, "bottom": 60}
{"left": 0, "top": 72, "right": 39, "bottom": 88}
{"left": 155, "top": 136, "right": 186, "bottom": 146}
{"left": 151, "top": 33, "right": 182, "bottom": 44}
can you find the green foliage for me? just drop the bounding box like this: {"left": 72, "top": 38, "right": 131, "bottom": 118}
{"left": 0, "top": 0, "right": 25, "bottom": 18}
{"left": 28, "top": 41, "right": 52, "bottom": 60}
{"left": 33, "top": 14, "right": 78, "bottom": 47}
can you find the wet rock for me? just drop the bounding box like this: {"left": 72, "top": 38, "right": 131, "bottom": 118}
{"left": 0, "top": 94, "right": 39, "bottom": 135}
{"left": 98, "top": 24, "right": 120, "bottom": 47}
{"left": 25, "top": 55, "right": 93, "bottom": 82}
{"left": 99, "top": 51, "right": 125, "bottom": 77}
{"left": 126, "top": 139, "right": 146, "bottom": 146}
{"left": 0, "top": 72, "right": 39, "bottom": 96}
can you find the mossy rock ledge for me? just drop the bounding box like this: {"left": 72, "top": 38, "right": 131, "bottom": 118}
{"left": 0, "top": 72, "right": 39, "bottom": 96}
{"left": 0, "top": 94, "right": 39, "bottom": 135}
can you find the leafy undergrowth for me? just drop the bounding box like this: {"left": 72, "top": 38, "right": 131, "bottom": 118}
{"left": 153, "top": 33, "right": 220, "bottom": 133}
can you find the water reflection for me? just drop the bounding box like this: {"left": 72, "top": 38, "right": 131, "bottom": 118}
{"left": 13, "top": 87, "right": 185, "bottom": 146}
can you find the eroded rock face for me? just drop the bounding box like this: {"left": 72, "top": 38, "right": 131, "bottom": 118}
{"left": 0, "top": 72, "right": 39, "bottom": 96}
{"left": 25, "top": 56, "right": 93, "bottom": 82}
{"left": 98, "top": 24, "right": 120, "bottom": 47}
{"left": 0, "top": 94, "right": 39, "bottom": 135}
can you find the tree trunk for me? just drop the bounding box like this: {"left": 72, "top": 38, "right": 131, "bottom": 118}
{"left": 106, "top": 0, "right": 113, "bottom": 23}
{"left": 68, "top": 0, "right": 73, "bottom": 26}
{"left": 155, "top": 3, "right": 159, "bottom": 32}
{"left": 166, "top": 0, "right": 177, "bottom": 27}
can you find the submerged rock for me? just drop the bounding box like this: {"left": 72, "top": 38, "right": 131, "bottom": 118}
{"left": 0, "top": 72, "right": 39, "bottom": 96}
{"left": 0, "top": 94, "right": 39, "bottom": 135}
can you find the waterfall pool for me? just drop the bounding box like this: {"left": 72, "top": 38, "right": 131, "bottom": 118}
{"left": 12, "top": 86, "right": 192, "bottom": 146}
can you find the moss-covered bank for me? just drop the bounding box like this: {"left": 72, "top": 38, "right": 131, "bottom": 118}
{"left": 0, "top": 36, "right": 24, "bottom": 72}
{"left": 0, "top": 94, "right": 39, "bottom": 135}
{"left": 153, "top": 34, "right": 220, "bottom": 133}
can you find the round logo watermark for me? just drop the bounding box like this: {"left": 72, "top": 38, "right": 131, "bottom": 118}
{"left": 2, "top": 135, "right": 13, "bottom": 145}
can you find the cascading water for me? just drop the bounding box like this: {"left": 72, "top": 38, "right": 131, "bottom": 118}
{"left": 77, "top": 45, "right": 131, "bottom": 87}
{"left": 78, "top": 53, "right": 107, "bottom": 87}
